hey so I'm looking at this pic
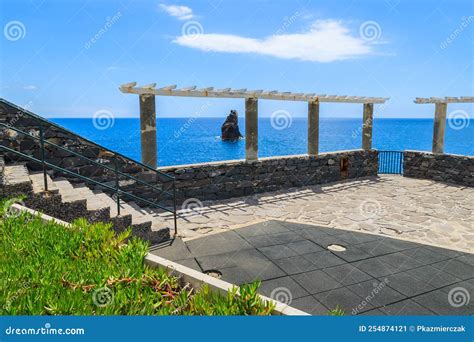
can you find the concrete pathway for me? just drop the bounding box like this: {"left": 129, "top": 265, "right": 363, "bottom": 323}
{"left": 153, "top": 175, "right": 473, "bottom": 253}
{"left": 151, "top": 221, "right": 474, "bottom": 315}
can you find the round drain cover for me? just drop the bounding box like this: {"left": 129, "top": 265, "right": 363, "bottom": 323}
{"left": 204, "top": 270, "right": 222, "bottom": 279}
{"left": 327, "top": 244, "right": 346, "bottom": 252}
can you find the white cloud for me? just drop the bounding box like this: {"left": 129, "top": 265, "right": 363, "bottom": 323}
{"left": 159, "top": 4, "right": 194, "bottom": 21}
{"left": 174, "top": 20, "right": 381, "bottom": 62}
{"left": 23, "top": 85, "right": 37, "bottom": 90}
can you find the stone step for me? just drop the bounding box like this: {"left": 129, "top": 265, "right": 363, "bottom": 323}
{"left": 1, "top": 163, "right": 32, "bottom": 197}
{"left": 29, "top": 171, "right": 59, "bottom": 194}
{"left": 93, "top": 193, "right": 169, "bottom": 243}
{"left": 24, "top": 171, "right": 62, "bottom": 217}
{"left": 127, "top": 202, "right": 171, "bottom": 243}
{"left": 52, "top": 177, "right": 108, "bottom": 223}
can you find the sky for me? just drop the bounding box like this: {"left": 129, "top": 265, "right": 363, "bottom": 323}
{"left": 0, "top": 0, "right": 473, "bottom": 119}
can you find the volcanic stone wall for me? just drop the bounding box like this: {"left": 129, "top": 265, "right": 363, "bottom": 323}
{"left": 404, "top": 150, "right": 474, "bottom": 187}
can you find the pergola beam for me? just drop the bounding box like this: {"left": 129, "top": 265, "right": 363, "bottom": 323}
{"left": 120, "top": 83, "right": 389, "bottom": 104}
{"left": 414, "top": 96, "right": 474, "bottom": 104}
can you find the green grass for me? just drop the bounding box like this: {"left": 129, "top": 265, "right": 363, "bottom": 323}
{"left": 0, "top": 198, "right": 274, "bottom": 315}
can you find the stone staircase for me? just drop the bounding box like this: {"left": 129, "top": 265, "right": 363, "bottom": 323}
{"left": 0, "top": 156, "right": 170, "bottom": 244}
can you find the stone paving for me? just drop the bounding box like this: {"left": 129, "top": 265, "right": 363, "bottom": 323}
{"left": 153, "top": 175, "right": 473, "bottom": 253}
{"left": 151, "top": 220, "right": 474, "bottom": 315}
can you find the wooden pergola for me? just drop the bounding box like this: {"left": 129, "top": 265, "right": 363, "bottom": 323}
{"left": 120, "top": 82, "right": 389, "bottom": 168}
{"left": 414, "top": 96, "right": 474, "bottom": 154}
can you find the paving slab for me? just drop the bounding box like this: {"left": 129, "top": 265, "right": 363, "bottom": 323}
{"left": 174, "top": 258, "right": 202, "bottom": 272}
{"left": 412, "top": 289, "right": 474, "bottom": 315}
{"left": 259, "top": 276, "right": 309, "bottom": 300}
{"left": 348, "top": 279, "right": 406, "bottom": 307}
{"left": 356, "top": 240, "right": 402, "bottom": 257}
{"left": 323, "top": 264, "right": 374, "bottom": 286}
{"left": 377, "top": 252, "right": 426, "bottom": 272}
{"left": 337, "top": 231, "right": 384, "bottom": 245}
{"left": 290, "top": 296, "right": 329, "bottom": 315}
{"left": 186, "top": 231, "right": 253, "bottom": 257}
{"left": 244, "top": 231, "right": 305, "bottom": 248}
{"left": 234, "top": 220, "right": 290, "bottom": 238}
{"left": 400, "top": 247, "right": 451, "bottom": 264}
{"left": 292, "top": 270, "right": 343, "bottom": 294}
{"left": 196, "top": 248, "right": 267, "bottom": 271}
{"left": 273, "top": 256, "right": 320, "bottom": 275}
{"left": 352, "top": 257, "right": 400, "bottom": 278}
{"left": 315, "top": 287, "right": 374, "bottom": 314}
{"left": 150, "top": 238, "right": 191, "bottom": 261}
{"left": 384, "top": 272, "right": 436, "bottom": 297}
{"left": 380, "top": 299, "right": 435, "bottom": 315}
{"left": 329, "top": 245, "right": 374, "bottom": 262}
{"left": 430, "top": 259, "right": 474, "bottom": 280}
{"left": 219, "top": 262, "right": 286, "bottom": 285}
{"left": 405, "top": 265, "right": 462, "bottom": 288}
{"left": 302, "top": 250, "right": 347, "bottom": 269}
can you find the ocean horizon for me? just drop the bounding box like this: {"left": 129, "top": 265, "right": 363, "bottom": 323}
{"left": 51, "top": 117, "right": 474, "bottom": 166}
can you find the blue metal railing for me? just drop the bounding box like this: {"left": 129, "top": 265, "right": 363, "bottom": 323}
{"left": 378, "top": 150, "right": 404, "bottom": 174}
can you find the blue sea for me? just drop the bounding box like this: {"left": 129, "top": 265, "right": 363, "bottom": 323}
{"left": 51, "top": 118, "right": 474, "bottom": 166}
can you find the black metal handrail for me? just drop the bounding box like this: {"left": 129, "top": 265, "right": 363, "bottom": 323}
{"left": 0, "top": 122, "right": 178, "bottom": 235}
{"left": 0, "top": 98, "right": 173, "bottom": 180}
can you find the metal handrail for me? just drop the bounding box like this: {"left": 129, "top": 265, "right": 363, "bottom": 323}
{"left": 0, "top": 122, "right": 178, "bottom": 235}
{"left": 0, "top": 98, "right": 173, "bottom": 180}
{"left": 1, "top": 123, "right": 174, "bottom": 199}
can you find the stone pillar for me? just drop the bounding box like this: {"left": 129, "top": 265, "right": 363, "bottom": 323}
{"left": 245, "top": 98, "right": 258, "bottom": 161}
{"left": 362, "top": 103, "right": 374, "bottom": 150}
{"left": 432, "top": 102, "right": 447, "bottom": 154}
{"left": 139, "top": 94, "right": 157, "bottom": 168}
{"left": 308, "top": 100, "right": 319, "bottom": 156}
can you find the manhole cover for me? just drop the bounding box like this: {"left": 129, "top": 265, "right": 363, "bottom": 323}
{"left": 327, "top": 244, "right": 346, "bottom": 252}
{"left": 204, "top": 270, "right": 222, "bottom": 279}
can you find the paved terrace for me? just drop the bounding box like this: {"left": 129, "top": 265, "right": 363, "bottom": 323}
{"left": 152, "top": 221, "right": 474, "bottom": 315}
{"left": 149, "top": 174, "right": 473, "bottom": 315}
{"left": 152, "top": 175, "right": 473, "bottom": 253}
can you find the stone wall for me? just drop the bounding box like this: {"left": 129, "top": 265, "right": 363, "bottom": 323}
{"left": 0, "top": 99, "right": 379, "bottom": 205}
{"left": 404, "top": 150, "right": 474, "bottom": 187}
{"left": 159, "top": 150, "right": 378, "bottom": 202}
